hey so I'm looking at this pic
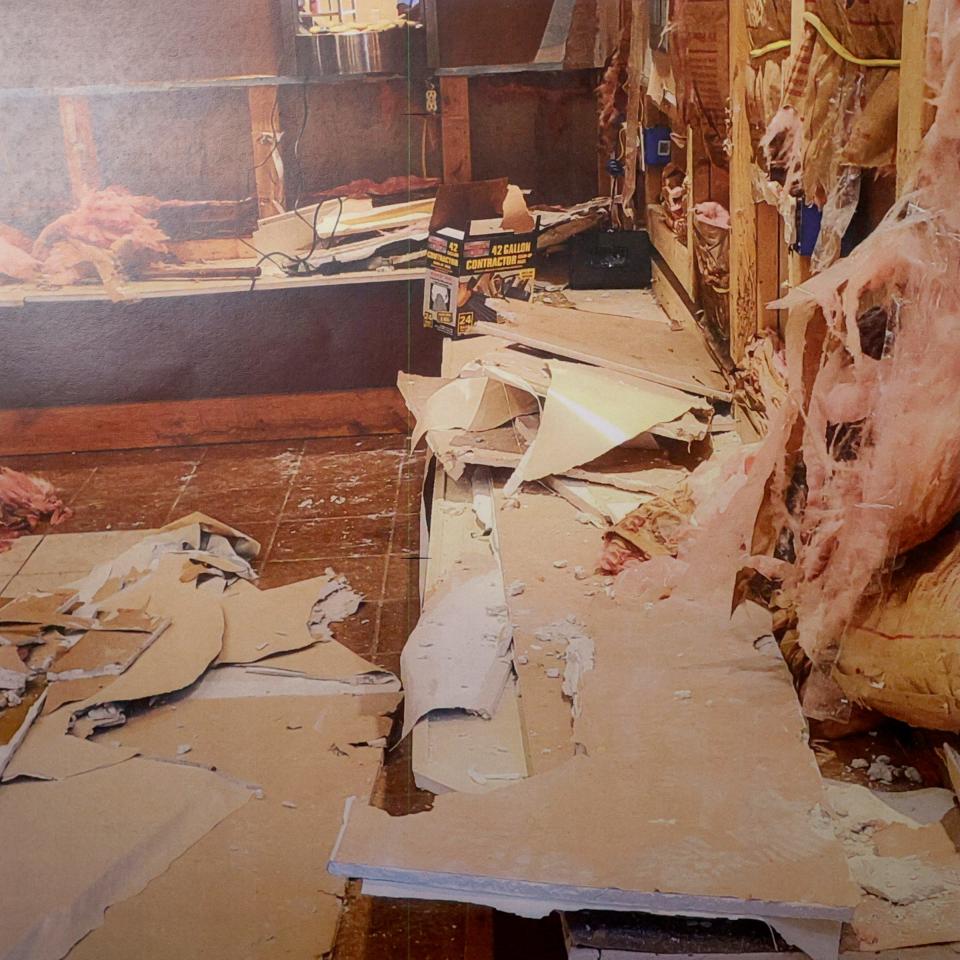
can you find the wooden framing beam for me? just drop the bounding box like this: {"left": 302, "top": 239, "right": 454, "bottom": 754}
{"left": 728, "top": 0, "right": 757, "bottom": 364}
{"left": 897, "top": 0, "right": 932, "bottom": 198}
{"left": 58, "top": 96, "right": 100, "bottom": 201}
{"left": 621, "top": 0, "right": 647, "bottom": 224}
{"left": 756, "top": 201, "right": 780, "bottom": 334}
{"left": 439, "top": 76, "right": 472, "bottom": 184}
{"left": 248, "top": 85, "right": 285, "bottom": 219}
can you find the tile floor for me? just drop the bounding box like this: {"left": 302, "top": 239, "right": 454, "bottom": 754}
{"left": 1, "top": 436, "right": 425, "bottom": 678}
{"left": 1, "top": 433, "right": 566, "bottom": 960}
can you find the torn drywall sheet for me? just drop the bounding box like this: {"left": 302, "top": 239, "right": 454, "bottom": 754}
{"left": 400, "top": 567, "right": 513, "bottom": 738}
{"left": 68, "top": 515, "right": 257, "bottom": 605}
{"left": 66, "top": 693, "right": 397, "bottom": 960}
{"left": 0, "top": 758, "right": 250, "bottom": 960}
{"left": 398, "top": 373, "right": 539, "bottom": 451}
{"left": 0, "top": 688, "right": 46, "bottom": 779}
{"left": 409, "top": 464, "right": 529, "bottom": 795}
{"left": 476, "top": 297, "right": 731, "bottom": 399}
{"left": 3, "top": 704, "right": 139, "bottom": 782}
{"left": 0, "top": 645, "right": 29, "bottom": 692}
{"left": 412, "top": 675, "right": 528, "bottom": 795}
{"left": 71, "top": 555, "right": 225, "bottom": 712}
{"left": 330, "top": 465, "right": 859, "bottom": 937}
{"left": 505, "top": 360, "right": 711, "bottom": 493}
{"left": 215, "top": 574, "right": 361, "bottom": 665}
{"left": 823, "top": 780, "right": 960, "bottom": 951}
{"left": 546, "top": 476, "right": 651, "bottom": 526}
{"left": 439, "top": 335, "right": 513, "bottom": 379}
{"left": 46, "top": 619, "right": 169, "bottom": 682}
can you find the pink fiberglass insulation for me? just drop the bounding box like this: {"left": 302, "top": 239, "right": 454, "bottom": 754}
{"left": 33, "top": 187, "right": 167, "bottom": 259}
{"left": 767, "top": 0, "right": 960, "bottom": 667}
{"left": 32, "top": 187, "right": 169, "bottom": 288}
{"left": 0, "top": 467, "right": 70, "bottom": 552}
{"left": 0, "top": 235, "right": 41, "bottom": 283}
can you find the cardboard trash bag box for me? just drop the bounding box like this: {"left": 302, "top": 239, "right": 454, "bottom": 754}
{"left": 423, "top": 178, "right": 538, "bottom": 340}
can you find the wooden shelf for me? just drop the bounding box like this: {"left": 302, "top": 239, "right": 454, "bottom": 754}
{"left": 0, "top": 265, "right": 425, "bottom": 308}
{"left": 0, "top": 73, "right": 407, "bottom": 100}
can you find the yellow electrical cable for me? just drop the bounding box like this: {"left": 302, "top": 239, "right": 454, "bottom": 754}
{"left": 748, "top": 13, "right": 900, "bottom": 68}
{"left": 750, "top": 38, "right": 791, "bottom": 59}
{"left": 802, "top": 12, "right": 900, "bottom": 68}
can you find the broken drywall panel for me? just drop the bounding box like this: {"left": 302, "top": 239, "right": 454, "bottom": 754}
{"left": 823, "top": 779, "right": 960, "bottom": 952}
{"left": 548, "top": 288, "right": 676, "bottom": 324}
{"left": 0, "top": 645, "right": 29, "bottom": 692}
{"left": 186, "top": 667, "right": 399, "bottom": 700}
{"left": 494, "top": 488, "right": 609, "bottom": 775}
{"left": 46, "top": 620, "right": 169, "bottom": 682}
{"left": 66, "top": 515, "right": 259, "bottom": 606}
{"left": 0, "top": 591, "right": 91, "bottom": 633}
{"left": 546, "top": 476, "right": 651, "bottom": 526}
{"left": 475, "top": 298, "right": 731, "bottom": 400}
{"left": 68, "top": 555, "right": 225, "bottom": 714}
{"left": 505, "top": 360, "right": 711, "bottom": 494}
{"left": 2, "top": 705, "right": 139, "bottom": 782}
{"left": 400, "top": 568, "right": 513, "bottom": 738}
{"left": 0, "top": 687, "right": 46, "bottom": 778}
{"left": 410, "top": 467, "right": 528, "bottom": 790}
{"left": 411, "top": 675, "right": 528, "bottom": 794}
{"left": 1, "top": 758, "right": 250, "bottom": 960}
{"left": 440, "top": 335, "right": 513, "bottom": 379}
{"left": 398, "top": 373, "right": 539, "bottom": 451}
{"left": 42, "top": 676, "right": 112, "bottom": 716}
{"left": 330, "top": 472, "right": 859, "bottom": 929}
{"left": 215, "top": 574, "right": 361, "bottom": 665}
{"left": 427, "top": 425, "right": 526, "bottom": 480}
{"left": 67, "top": 694, "right": 396, "bottom": 960}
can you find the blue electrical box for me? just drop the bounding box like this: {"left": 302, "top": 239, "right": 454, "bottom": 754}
{"left": 643, "top": 126, "right": 672, "bottom": 167}
{"left": 794, "top": 201, "right": 822, "bottom": 256}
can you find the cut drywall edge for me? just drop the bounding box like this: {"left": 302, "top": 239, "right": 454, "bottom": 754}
{"left": 341, "top": 869, "right": 853, "bottom": 924}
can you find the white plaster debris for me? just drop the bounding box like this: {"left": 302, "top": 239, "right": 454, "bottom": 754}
{"left": 851, "top": 758, "right": 869, "bottom": 770}
{"left": 868, "top": 757, "right": 897, "bottom": 784}
{"left": 507, "top": 580, "right": 526, "bottom": 597}
{"left": 176, "top": 744, "right": 192, "bottom": 756}
{"left": 281, "top": 800, "right": 298, "bottom": 809}
{"left": 673, "top": 690, "right": 692, "bottom": 701}
{"left": 545, "top": 668, "right": 561, "bottom": 678}
{"left": 516, "top": 654, "right": 529, "bottom": 665}
{"left": 573, "top": 565, "right": 588, "bottom": 580}
{"left": 552, "top": 560, "right": 568, "bottom": 569}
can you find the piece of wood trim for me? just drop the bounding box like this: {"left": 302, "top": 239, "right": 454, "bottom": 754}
{"left": 423, "top": 0, "right": 441, "bottom": 68}
{"left": 58, "top": 96, "right": 101, "bottom": 201}
{"left": 896, "top": 0, "right": 932, "bottom": 198}
{"left": 248, "top": 86, "right": 285, "bottom": 219}
{"left": 0, "top": 267, "right": 425, "bottom": 308}
{"left": 756, "top": 201, "right": 780, "bottom": 333}
{"left": 728, "top": 0, "right": 758, "bottom": 365}
{"left": 440, "top": 77, "right": 472, "bottom": 184}
{"left": 0, "top": 388, "right": 408, "bottom": 456}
